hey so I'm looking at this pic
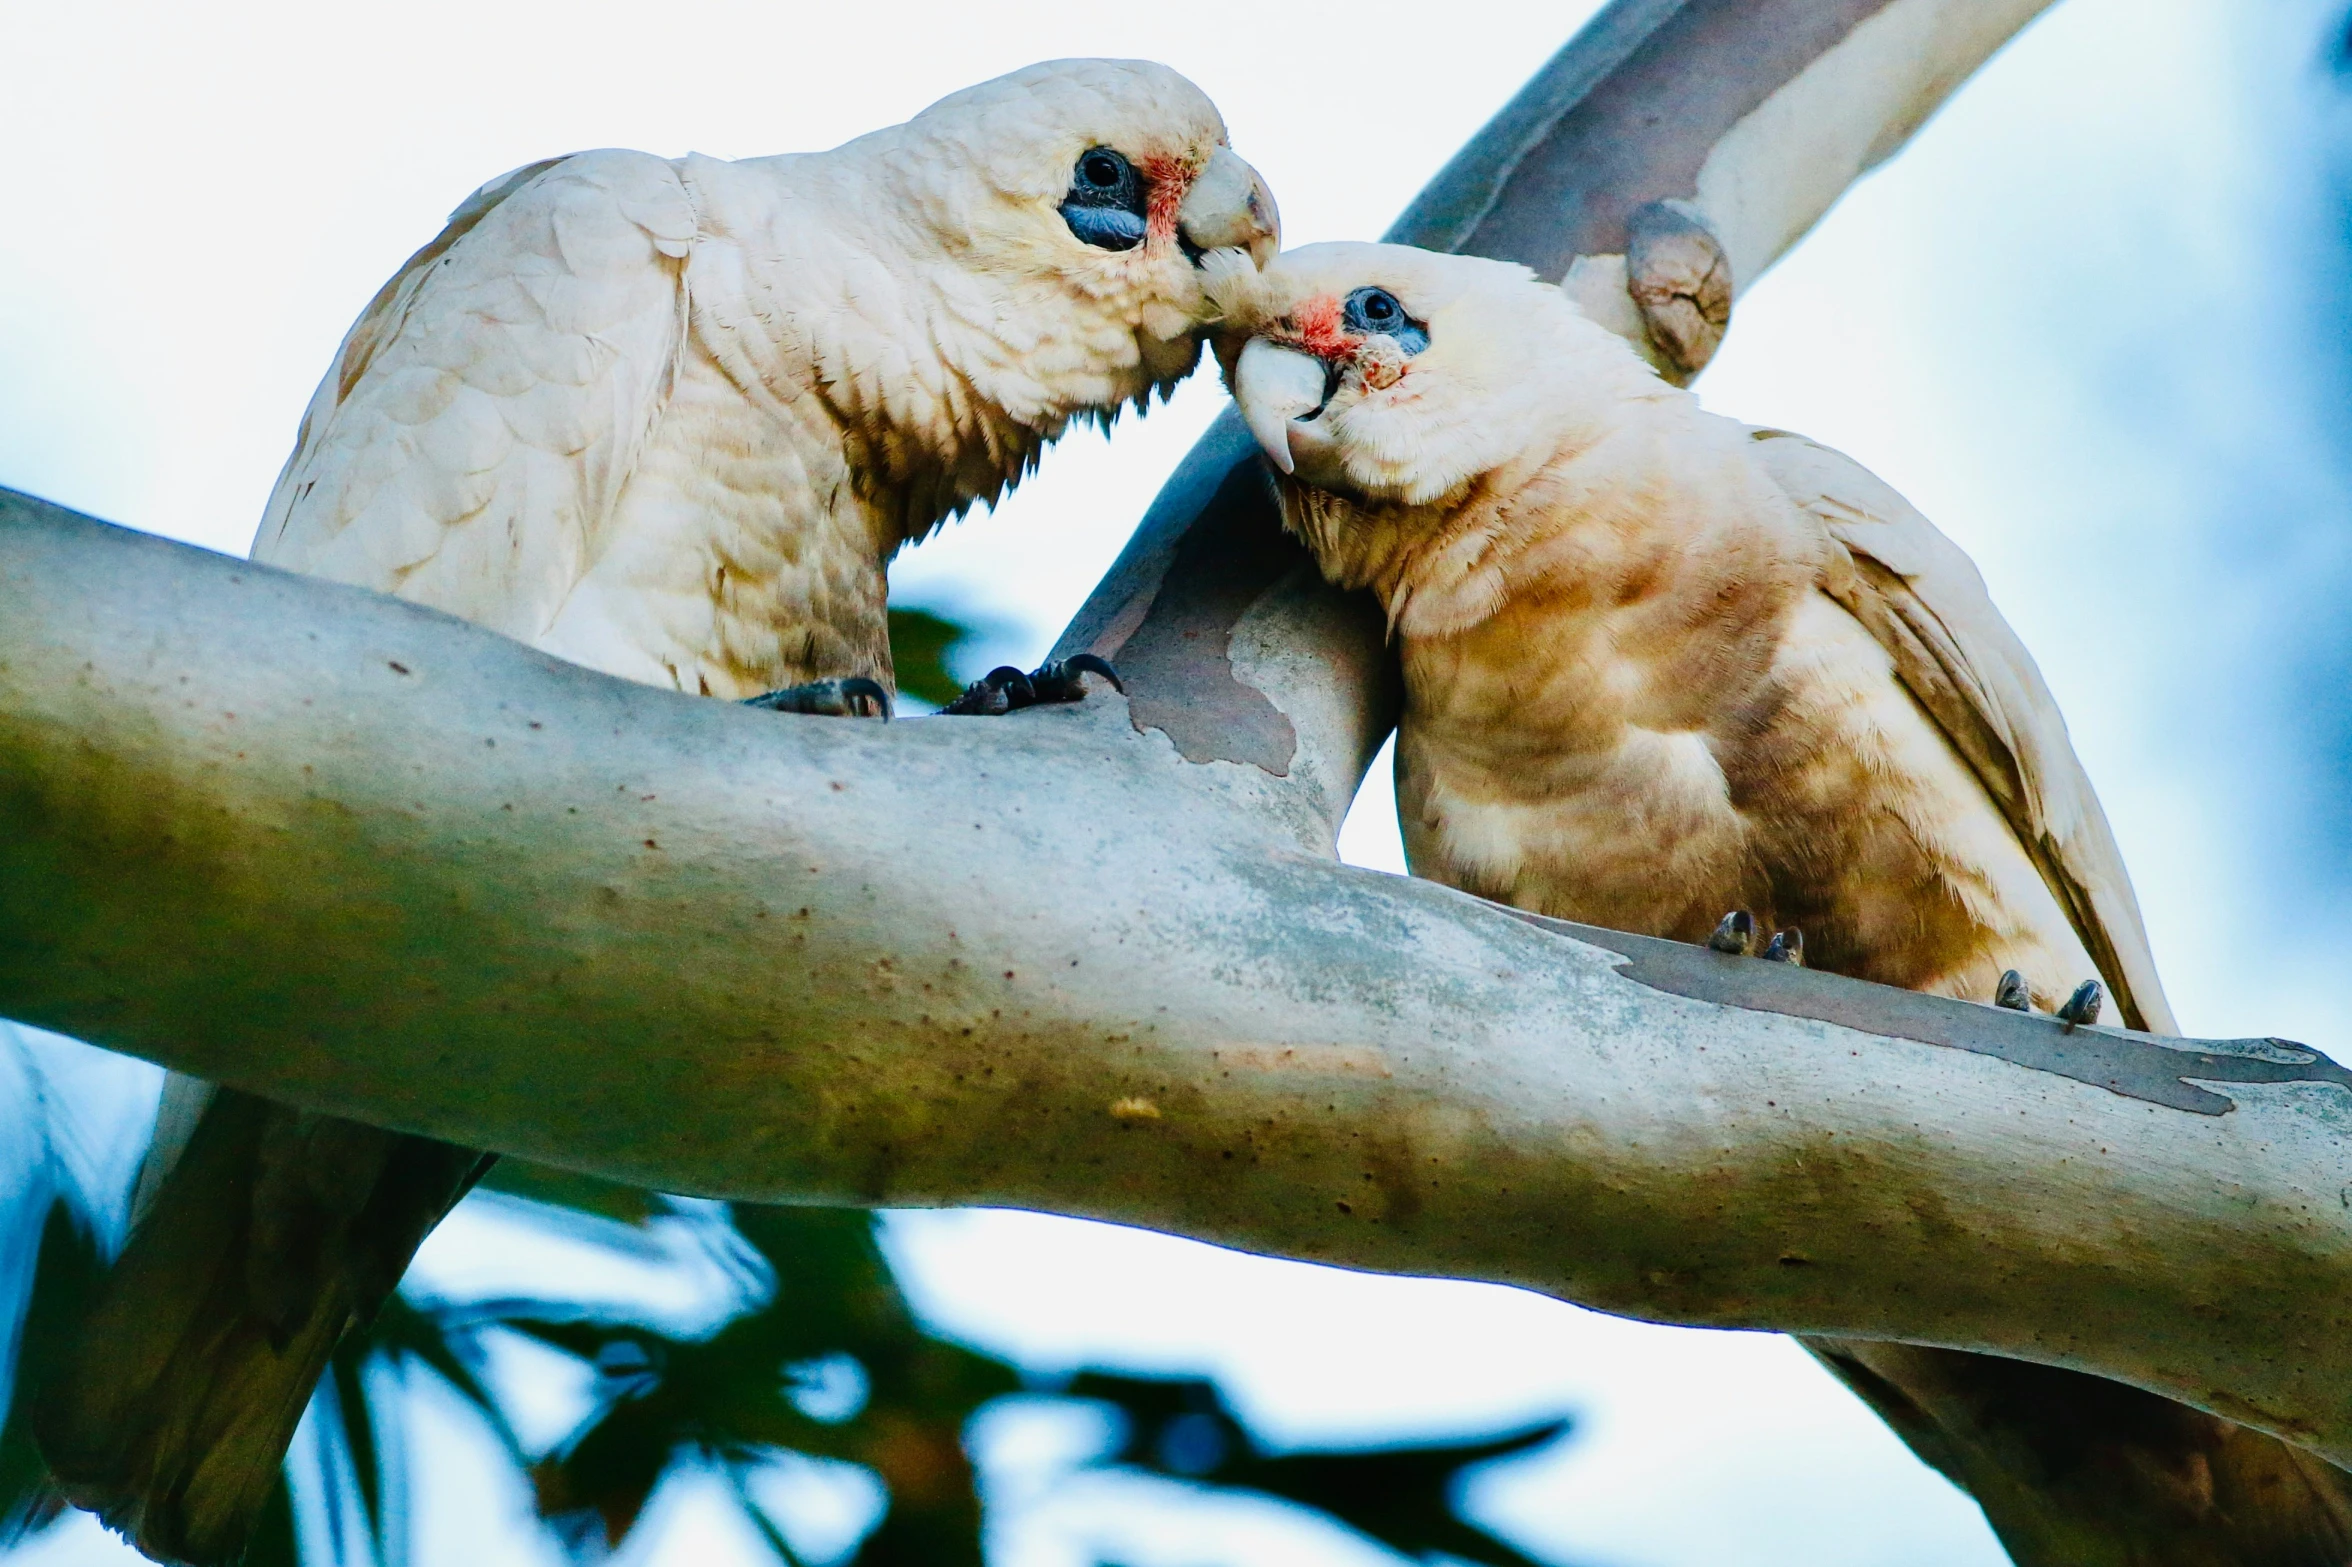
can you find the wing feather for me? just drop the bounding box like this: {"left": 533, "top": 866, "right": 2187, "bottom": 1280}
{"left": 1748, "top": 429, "right": 2177, "bottom": 1035}
{"left": 252, "top": 151, "right": 696, "bottom": 645}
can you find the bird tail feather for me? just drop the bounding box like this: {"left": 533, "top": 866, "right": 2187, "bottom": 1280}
{"left": 1806, "top": 1337, "right": 2352, "bottom": 1567}
{"left": 33, "top": 1088, "right": 483, "bottom": 1566}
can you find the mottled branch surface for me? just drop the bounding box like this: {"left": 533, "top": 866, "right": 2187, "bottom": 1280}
{"left": 6, "top": 491, "right": 2352, "bottom": 1467}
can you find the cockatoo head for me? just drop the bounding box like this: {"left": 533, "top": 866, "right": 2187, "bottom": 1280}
{"left": 1209, "top": 242, "right": 1671, "bottom": 620}
{"left": 874, "top": 59, "right": 1280, "bottom": 419}
{"left": 1210, "top": 242, "right": 1650, "bottom": 509}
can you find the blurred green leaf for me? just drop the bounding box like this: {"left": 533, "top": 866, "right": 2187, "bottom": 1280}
{"left": 1070, "top": 1368, "right": 1569, "bottom": 1567}
{"left": 507, "top": 1206, "right": 1014, "bottom": 1563}
{"left": 242, "top": 1473, "right": 300, "bottom": 1567}
{"left": 5, "top": 1152, "right": 1578, "bottom": 1567}
{"left": 888, "top": 607, "right": 983, "bottom": 707}
{"left": 475, "top": 1161, "right": 662, "bottom": 1227}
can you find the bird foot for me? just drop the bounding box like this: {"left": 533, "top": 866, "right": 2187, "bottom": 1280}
{"left": 1992, "top": 970, "right": 2103, "bottom": 1030}
{"left": 2056, "top": 979, "right": 2103, "bottom": 1031}
{"left": 741, "top": 677, "right": 893, "bottom": 719}
{"left": 1707, "top": 911, "right": 1757, "bottom": 956}
{"left": 940, "top": 654, "right": 1124, "bottom": 717}
{"left": 1707, "top": 911, "right": 1803, "bottom": 965}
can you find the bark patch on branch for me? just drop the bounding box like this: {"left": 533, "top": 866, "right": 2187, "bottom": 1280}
{"left": 1507, "top": 909, "right": 2349, "bottom": 1115}
{"left": 1086, "top": 453, "right": 1306, "bottom": 776}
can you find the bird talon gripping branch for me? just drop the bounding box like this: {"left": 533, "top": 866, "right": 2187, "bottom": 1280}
{"left": 1760, "top": 929, "right": 1805, "bottom": 967}
{"left": 940, "top": 654, "right": 1124, "bottom": 716}
{"left": 741, "top": 677, "right": 894, "bottom": 720}
{"left": 2056, "top": 978, "right": 2104, "bottom": 1030}
{"left": 1708, "top": 910, "right": 1758, "bottom": 957}
{"left": 1994, "top": 969, "right": 2034, "bottom": 1012}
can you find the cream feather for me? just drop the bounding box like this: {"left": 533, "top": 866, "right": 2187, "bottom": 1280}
{"left": 1217, "top": 241, "right": 2169, "bottom": 1029}
{"left": 1209, "top": 242, "right": 2352, "bottom": 1567}
{"left": 257, "top": 58, "right": 1272, "bottom": 700}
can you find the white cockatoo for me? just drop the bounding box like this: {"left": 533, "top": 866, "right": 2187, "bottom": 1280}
{"left": 38, "top": 61, "right": 1277, "bottom": 1567}
{"left": 259, "top": 56, "right": 1276, "bottom": 709}
{"left": 1213, "top": 241, "right": 2352, "bottom": 1565}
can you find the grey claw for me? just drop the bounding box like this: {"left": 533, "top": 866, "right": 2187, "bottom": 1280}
{"left": 2056, "top": 979, "right": 2103, "bottom": 1031}
{"left": 1051, "top": 653, "right": 1126, "bottom": 694}
{"left": 940, "top": 666, "right": 1032, "bottom": 716}
{"left": 1708, "top": 911, "right": 1756, "bottom": 957}
{"left": 940, "top": 657, "right": 1121, "bottom": 716}
{"left": 985, "top": 666, "right": 1038, "bottom": 705}
{"left": 1994, "top": 970, "right": 2033, "bottom": 1012}
{"left": 741, "top": 676, "right": 893, "bottom": 720}
{"left": 1761, "top": 928, "right": 1805, "bottom": 967}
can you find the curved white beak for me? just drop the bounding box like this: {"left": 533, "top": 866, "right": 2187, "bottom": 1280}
{"left": 1232, "top": 338, "right": 1328, "bottom": 476}
{"left": 1180, "top": 147, "right": 1281, "bottom": 269}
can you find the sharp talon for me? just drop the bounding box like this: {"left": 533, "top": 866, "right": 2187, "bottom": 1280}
{"left": 837, "top": 677, "right": 892, "bottom": 719}
{"left": 939, "top": 678, "right": 1005, "bottom": 717}
{"left": 2056, "top": 979, "right": 2103, "bottom": 1031}
{"left": 984, "top": 666, "right": 1036, "bottom": 704}
{"left": 1707, "top": 911, "right": 1756, "bottom": 957}
{"left": 741, "top": 677, "right": 893, "bottom": 719}
{"left": 1761, "top": 928, "right": 1804, "bottom": 967}
{"left": 939, "top": 666, "right": 1030, "bottom": 717}
{"left": 1056, "top": 652, "right": 1126, "bottom": 693}
{"left": 941, "top": 658, "right": 1119, "bottom": 716}
{"left": 1994, "top": 970, "right": 2033, "bottom": 1012}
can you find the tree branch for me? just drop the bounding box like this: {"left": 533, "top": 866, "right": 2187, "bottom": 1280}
{"left": 6, "top": 489, "right": 2352, "bottom": 1468}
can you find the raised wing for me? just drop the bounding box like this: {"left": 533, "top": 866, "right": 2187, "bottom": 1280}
{"left": 252, "top": 150, "right": 697, "bottom": 644}
{"left": 1748, "top": 428, "right": 2177, "bottom": 1035}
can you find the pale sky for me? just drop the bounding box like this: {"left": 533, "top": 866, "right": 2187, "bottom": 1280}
{"left": 6, "top": 0, "right": 2350, "bottom": 1563}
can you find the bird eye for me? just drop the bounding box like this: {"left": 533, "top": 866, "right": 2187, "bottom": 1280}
{"left": 1079, "top": 150, "right": 1126, "bottom": 191}
{"left": 1061, "top": 146, "right": 1147, "bottom": 252}
{"left": 1342, "top": 286, "right": 1429, "bottom": 354}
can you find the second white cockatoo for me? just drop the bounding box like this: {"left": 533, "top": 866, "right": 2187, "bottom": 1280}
{"left": 1213, "top": 241, "right": 2352, "bottom": 1565}
{"left": 38, "top": 60, "right": 1277, "bottom": 1567}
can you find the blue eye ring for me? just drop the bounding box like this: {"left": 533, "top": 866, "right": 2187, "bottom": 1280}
{"left": 1061, "top": 146, "right": 1147, "bottom": 252}
{"left": 1343, "top": 286, "right": 1429, "bottom": 355}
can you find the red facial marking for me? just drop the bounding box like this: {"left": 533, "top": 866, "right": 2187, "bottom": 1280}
{"left": 1286, "top": 295, "right": 1356, "bottom": 362}
{"left": 1142, "top": 155, "right": 1192, "bottom": 244}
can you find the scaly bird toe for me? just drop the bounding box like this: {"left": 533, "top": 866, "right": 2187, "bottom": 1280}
{"left": 941, "top": 656, "right": 1123, "bottom": 716}
{"left": 1708, "top": 910, "right": 1757, "bottom": 957}
{"left": 741, "top": 677, "right": 893, "bottom": 720}
{"left": 1761, "top": 928, "right": 1805, "bottom": 966}
{"left": 1994, "top": 970, "right": 2034, "bottom": 1012}
{"left": 2056, "top": 979, "right": 2104, "bottom": 1030}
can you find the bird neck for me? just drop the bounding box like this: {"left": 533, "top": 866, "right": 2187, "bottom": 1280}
{"left": 1294, "top": 393, "right": 1810, "bottom": 656}
{"left": 694, "top": 148, "right": 1196, "bottom": 557}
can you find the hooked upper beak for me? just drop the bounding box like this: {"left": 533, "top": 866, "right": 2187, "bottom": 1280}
{"left": 1232, "top": 337, "right": 1333, "bottom": 479}
{"left": 1180, "top": 147, "right": 1280, "bottom": 269}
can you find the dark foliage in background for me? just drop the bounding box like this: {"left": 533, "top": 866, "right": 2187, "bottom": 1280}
{"left": 0, "top": 613, "right": 1574, "bottom": 1567}
{"left": 886, "top": 607, "right": 982, "bottom": 709}
{"left": 2, "top": 1156, "right": 1571, "bottom": 1566}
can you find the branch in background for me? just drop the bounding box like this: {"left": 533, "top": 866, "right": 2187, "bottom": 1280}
{"left": 1056, "top": 0, "right": 2062, "bottom": 825}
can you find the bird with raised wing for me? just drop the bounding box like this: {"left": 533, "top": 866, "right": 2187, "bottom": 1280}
{"left": 37, "top": 60, "right": 1277, "bottom": 1566}
{"left": 1214, "top": 239, "right": 2352, "bottom": 1567}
